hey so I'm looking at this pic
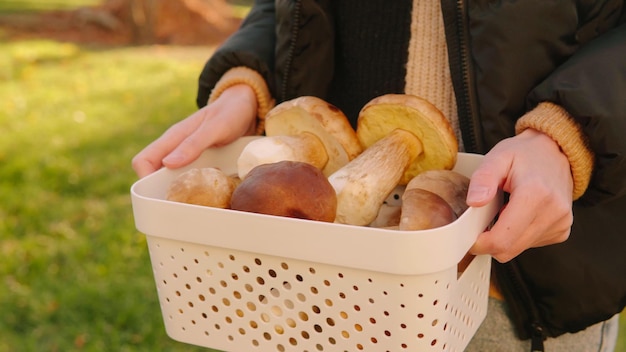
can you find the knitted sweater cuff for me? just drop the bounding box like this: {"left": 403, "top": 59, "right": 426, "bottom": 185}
{"left": 515, "top": 102, "right": 594, "bottom": 200}
{"left": 208, "top": 66, "right": 275, "bottom": 135}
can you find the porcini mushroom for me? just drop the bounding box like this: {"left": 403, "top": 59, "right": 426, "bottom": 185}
{"left": 166, "top": 167, "right": 240, "bottom": 208}
{"left": 329, "top": 94, "right": 458, "bottom": 226}
{"left": 230, "top": 160, "right": 337, "bottom": 222}
{"left": 405, "top": 169, "right": 470, "bottom": 217}
{"left": 399, "top": 188, "right": 457, "bottom": 230}
{"left": 237, "top": 96, "right": 362, "bottom": 179}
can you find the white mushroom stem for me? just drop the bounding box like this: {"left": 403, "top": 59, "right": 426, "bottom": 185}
{"left": 329, "top": 129, "right": 423, "bottom": 226}
{"left": 237, "top": 132, "right": 328, "bottom": 179}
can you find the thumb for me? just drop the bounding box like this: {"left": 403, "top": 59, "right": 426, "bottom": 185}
{"left": 467, "top": 154, "right": 509, "bottom": 207}
{"left": 161, "top": 111, "right": 222, "bottom": 169}
{"left": 162, "top": 133, "right": 212, "bottom": 169}
{"left": 162, "top": 149, "right": 194, "bottom": 169}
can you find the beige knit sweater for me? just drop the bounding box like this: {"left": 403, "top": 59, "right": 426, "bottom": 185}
{"left": 208, "top": 0, "right": 594, "bottom": 200}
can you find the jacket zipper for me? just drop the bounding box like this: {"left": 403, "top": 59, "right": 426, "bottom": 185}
{"left": 442, "top": 0, "right": 482, "bottom": 153}
{"left": 530, "top": 323, "right": 546, "bottom": 352}
{"left": 454, "top": 0, "right": 479, "bottom": 152}
{"left": 499, "top": 262, "right": 547, "bottom": 352}
{"left": 280, "top": 0, "right": 302, "bottom": 102}
{"left": 443, "top": 1, "right": 548, "bottom": 350}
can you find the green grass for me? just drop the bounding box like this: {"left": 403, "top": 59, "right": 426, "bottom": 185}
{"left": 0, "top": 0, "right": 251, "bottom": 16}
{"left": 0, "top": 38, "right": 624, "bottom": 352}
{"left": 0, "top": 39, "right": 216, "bottom": 351}
{"left": 0, "top": 0, "right": 101, "bottom": 12}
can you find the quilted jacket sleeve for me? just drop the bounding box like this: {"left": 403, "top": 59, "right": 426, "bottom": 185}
{"left": 527, "top": 23, "right": 626, "bottom": 204}
{"left": 196, "top": 0, "right": 277, "bottom": 108}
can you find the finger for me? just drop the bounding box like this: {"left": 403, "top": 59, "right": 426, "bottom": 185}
{"left": 132, "top": 152, "right": 162, "bottom": 178}
{"left": 132, "top": 135, "right": 186, "bottom": 178}
{"left": 132, "top": 112, "right": 205, "bottom": 178}
{"left": 466, "top": 152, "right": 512, "bottom": 207}
{"left": 162, "top": 117, "right": 219, "bottom": 169}
{"left": 470, "top": 194, "right": 535, "bottom": 262}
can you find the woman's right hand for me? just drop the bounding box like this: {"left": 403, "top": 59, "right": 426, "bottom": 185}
{"left": 467, "top": 128, "right": 574, "bottom": 263}
{"left": 132, "top": 84, "right": 258, "bottom": 178}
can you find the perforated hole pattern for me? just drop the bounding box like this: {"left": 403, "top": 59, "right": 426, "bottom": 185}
{"left": 147, "top": 236, "right": 489, "bottom": 352}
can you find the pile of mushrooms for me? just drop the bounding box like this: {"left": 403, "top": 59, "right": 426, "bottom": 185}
{"left": 237, "top": 96, "right": 363, "bottom": 178}
{"left": 165, "top": 94, "right": 471, "bottom": 231}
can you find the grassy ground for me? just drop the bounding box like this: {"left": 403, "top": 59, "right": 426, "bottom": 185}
{"left": 0, "top": 0, "right": 100, "bottom": 12}
{"left": 0, "top": 39, "right": 217, "bottom": 351}
{"left": 0, "top": 31, "right": 624, "bottom": 352}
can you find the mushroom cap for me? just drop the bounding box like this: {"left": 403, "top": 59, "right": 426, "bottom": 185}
{"left": 265, "top": 96, "right": 362, "bottom": 175}
{"left": 166, "top": 167, "right": 240, "bottom": 208}
{"left": 406, "top": 169, "right": 470, "bottom": 216}
{"left": 230, "top": 160, "right": 337, "bottom": 222}
{"left": 237, "top": 133, "right": 329, "bottom": 179}
{"left": 356, "top": 94, "right": 458, "bottom": 184}
{"left": 399, "top": 188, "right": 457, "bottom": 231}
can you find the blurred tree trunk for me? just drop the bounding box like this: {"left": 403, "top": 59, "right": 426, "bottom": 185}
{"left": 102, "top": 0, "right": 235, "bottom": 44}
{"left": 129, "top": 0, "right": 155, "bottom": 43}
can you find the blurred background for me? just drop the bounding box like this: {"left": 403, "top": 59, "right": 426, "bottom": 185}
{"left": 1, "top": 1, "right": 246, "bottom": 351}
{"left": 0, "top": 1, "right": 624, "bottom": 351}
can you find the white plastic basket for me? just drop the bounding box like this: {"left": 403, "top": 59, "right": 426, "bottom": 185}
{"left": 131, "top": 136, "right": 502, "bottom": 352}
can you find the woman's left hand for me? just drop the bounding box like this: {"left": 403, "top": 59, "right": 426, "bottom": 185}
{"left": 466, "top": 128, "right": 574, "bottom": 263}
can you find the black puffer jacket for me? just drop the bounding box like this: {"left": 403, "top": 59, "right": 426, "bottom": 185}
{"left": 198, "top": 0, "right": 626, "bottom": 345}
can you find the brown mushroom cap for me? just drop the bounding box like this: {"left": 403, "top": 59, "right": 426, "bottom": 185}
{"left": 230, "top": 160, "right": 337, "bottom": 222}
{"left": 264, "top": 96, "right": 363, "bottom": 175}
{"left": 399, "top": 188, "right": 457, "bottom": 231}
{"left": 356, "top": 94, "right": 458, "bottom": 184}
{"left": 405, "top": 169, "right": 470, "bottom": 216}
{"left": 166, "top": 167, "right": 240, "bottom": 208}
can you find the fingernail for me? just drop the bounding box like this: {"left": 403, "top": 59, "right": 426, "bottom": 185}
{"left": 467, "top": 186, "right": 490, "bottom": 202}
{"left": 163, "top": 152, "right": 184, "bottom": 166}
